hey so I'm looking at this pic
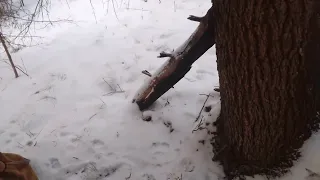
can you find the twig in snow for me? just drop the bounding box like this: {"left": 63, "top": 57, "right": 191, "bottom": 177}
{"left": 111, "top": 0, "right": 119, "bottom": 20}
{"left": 103, "top": 78, "right": 114, "bottom": 90}
{"left": 214, "top": 88, "right": 220, "bottom": 92}
{"left": 20, "top": 58, "right": 28, "bottom": 75}
{"left": 192, "top": 116, "right": 205, "bottom": 133}
{"left": 163, "top": 120, "right": 174, "bottom": 133}
{"left": 142, "top": 70, "right": 152, "bottom": 77}
{"left": 104, "top": 90, "right": 125, "bottom": 96}
{"left": 164, "top": 98, "right": 170, "bottom": 106}
{"left": 39, "top": 95, "right": 56, "bottom": 101}
{"left": 99, "top": 97, "right": 106, "bottom": 105}
{"left": 1, "top": 85, "right": 7, "bottom": 92}
{"left": 17, "top": 142, "right": 25, "bottom": 148}
{"left": 126, "top": 8, "right": 151, "bottom": 12}
{"left": 1, "top": 60, "right": 29, "bottom": 77}
{"left": 187, "top": 15, "right": 203, "bottom": 22}
{"left": 34, "top": 126, "right": 45, "bottom": 141}
{"left": 99, "top": 97, "right": 106, "bottom": 109}
{"left": 26, "top": 132, "right": 32, "bottom": 138}
{"left": 117, "top": 84, "right": 123, "bottom": 91}
{"left": 158, "top": 51, "right": 173, "bottom": 58}
{"left": 26, "top": 130, "right": 36, "bottom": 138}
{"left": 305, "top": 168, "right": 320, "bottom": 179}
{"left": 65, "top": 0, "right": 70, "bottom": 9}
{"left": 102, "top": 78, "right": 125, "bottom": 96}
{"left": 195, "top": 94, "right": 212, "bottom": 122}
{"left": 89, "top": 0, "right": 97, "bottom": 23}
{"left": 175, "top": 173, "right": 183, "bottom": 180}
{"left": 89, "top": 113, "right": 98, "bottom": 121}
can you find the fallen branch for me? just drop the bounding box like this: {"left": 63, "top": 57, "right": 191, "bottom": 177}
{"left": 132, "top": 6, "right": 216, "bottom": 110}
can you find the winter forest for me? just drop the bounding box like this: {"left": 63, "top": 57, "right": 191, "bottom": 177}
{"left": 0, "top": 0, "right": 319, "bottom": 180}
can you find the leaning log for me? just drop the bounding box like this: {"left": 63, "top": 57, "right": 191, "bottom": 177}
{"left": 132, "top": 6, "right": 216, "bottom": 110}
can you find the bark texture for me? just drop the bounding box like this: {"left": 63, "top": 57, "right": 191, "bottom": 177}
{"left": 212, "top": 0, "right": 320, "bottom": 178}
{"left": 0, "top": 33, "right": 18, "bottom": 78}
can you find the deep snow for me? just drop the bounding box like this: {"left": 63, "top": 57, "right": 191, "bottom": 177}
{"left": 0, "top": 0, "right": 319, "bottom": 179}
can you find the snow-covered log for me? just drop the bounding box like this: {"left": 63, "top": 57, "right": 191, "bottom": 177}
{"left": 132, "top": 6, "right": 216, "bottom": 110}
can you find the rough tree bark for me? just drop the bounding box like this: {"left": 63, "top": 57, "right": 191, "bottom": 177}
{"left": 212, "top": 0, "right": 320, "bottom": 179}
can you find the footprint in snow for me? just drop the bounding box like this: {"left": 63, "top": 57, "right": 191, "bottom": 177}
{"left": 180, "top": 158, "right": 195, "bottom": 172}
{"left": 142, "top": 173, "right": 156, "bottom": 180}
{"left": 152, "top": 142, "right": 170, "bottom": 148}
{"left": 48, "top": 158, "right": 61, "bottom": 169}
{"left": 10, "top": 132, "right": 17, "bottom": 137}
{"left": 50, "top": 73, "right": 67, "bottom": 81}
{"left": 5, "top": 140, "right": 11, "bottom": 144}
{"left": 159, "top": 32, "right": 174, "bottom": 39}
{"left": 59, "top": 131, "right": 70, "bottom": 137}
{"left": 91, "top": 139, "right": 105, "bottom": 147}
{"left": 151, "top": 142, "right": 170, "bottom": 159}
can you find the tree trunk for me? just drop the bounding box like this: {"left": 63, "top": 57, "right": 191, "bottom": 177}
{"left": 212, "top": 0, "right": 320, "bottom": 179}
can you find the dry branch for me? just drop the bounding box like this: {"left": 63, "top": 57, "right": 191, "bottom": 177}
{"left": 158, "top": 51, "right": 173, "bottom": 58}
{"left": 142, "top": 70, "right": 152, "bottom": 77}
{"left": 132, "top": 6, "right": 216, "bottom": 110}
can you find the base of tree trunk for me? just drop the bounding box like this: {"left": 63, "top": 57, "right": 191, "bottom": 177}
{"left": 211, "top": 113, "right": 320, "bottom": 180}
{"left": 211, "top": 0, "right": 320, "bottom": 179}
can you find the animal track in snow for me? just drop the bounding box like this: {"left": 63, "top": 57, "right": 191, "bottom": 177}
{"left": 10, "top": 132, "right": 17, "bottom": 137}
{"left": 180, "top": 158, "right": 195, "bottom": 172}
{"left": 50, "top": 73, "right": 67, "bottom": 81}
{"left": 152, "top": 142, "right": 170, "bottom": 148}
{"left": 49, "top": 158, "right": 61, "bottom": 169}
{"left": 151, "top": 142, "right": 170, "bottom": 160}
{"left": 33, "top": 85, "right": 54, "bottom": 95}
{"left": 159, "top": 32, "right": 174, "bottom": 39}
{"left": 64, "top": 162, "right": 123, "bottom": 180}
{"left": 59, "top": 131, "right": 70, "bottom": 137}
{"left": 146, "top": 44, "right": 171, "bottom": 52}
{"left": 142, "top": 173, "right": 156, "bottom": 180}
{"left": 91, "top": 139, "right": 105, "bottom": 146}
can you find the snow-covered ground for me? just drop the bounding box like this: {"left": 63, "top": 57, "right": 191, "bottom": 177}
{"left": 0, "top": 0, "right": 319, "bottom": 179}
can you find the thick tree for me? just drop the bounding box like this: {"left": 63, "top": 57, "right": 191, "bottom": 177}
{"left": 212, "top": 0, "right": 320, "bottom": 179}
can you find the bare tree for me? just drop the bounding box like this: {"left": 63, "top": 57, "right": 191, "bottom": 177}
{"left": 0, "top": 0, "right": 72, "bottom": 78}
